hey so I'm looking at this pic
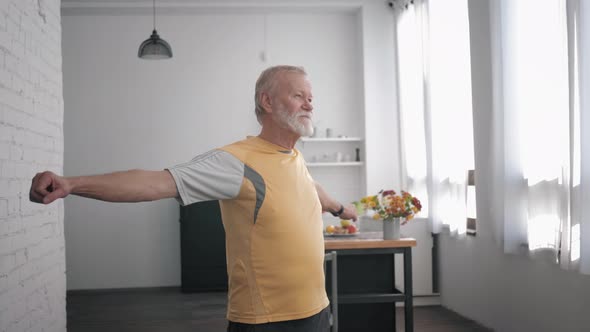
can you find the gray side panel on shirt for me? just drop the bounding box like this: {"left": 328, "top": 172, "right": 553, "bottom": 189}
{"left": 244, "top": 165, "right": 266, "bottom": 224}
{"left": 166, "top": 149, "right": 244, "bottom": 206}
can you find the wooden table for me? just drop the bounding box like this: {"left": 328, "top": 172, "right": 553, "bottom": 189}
{"left": 324, "top": 232, "right": 416, "bottom": 332}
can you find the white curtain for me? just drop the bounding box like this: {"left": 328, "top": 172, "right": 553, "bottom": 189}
{"left": 397, "top": 0, "right": 474, "bottom": 234}
{"left": 490, "top": 0, "right": 590, "bottom": 273}
{"left": 396, "top": 0, "right": 590, "bottom": 274}
{"left": 571, "top": 0, "right": 590, "bottom": 274}
{"left": 397, "top": 1, "right": 428, "bottom": 218}
{"left": 494, "top": 0, "right": 569, "bottom": 259}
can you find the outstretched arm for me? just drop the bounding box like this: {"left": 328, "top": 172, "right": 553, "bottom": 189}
{"left": 314, "top": 182, "right": 357, "bottom": 221}
{"left": 29, "top": 170, "right": 178, "bottom": 204}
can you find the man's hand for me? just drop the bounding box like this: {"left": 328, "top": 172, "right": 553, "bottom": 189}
{"left": 29, "top": 171, "right": 71, "bottom": 204}
{"left": 340, "top": 204, "right": 358, "bottom": 222}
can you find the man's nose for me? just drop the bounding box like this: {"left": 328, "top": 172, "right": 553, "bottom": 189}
{"left": 303, "top": 100, "right": 313, "bottom": 111}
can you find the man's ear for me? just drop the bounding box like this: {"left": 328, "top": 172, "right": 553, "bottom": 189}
{"left": 260, "top": 92, "right": 273, "bottom": 114}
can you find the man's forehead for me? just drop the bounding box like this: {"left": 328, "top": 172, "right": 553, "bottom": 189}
{"left": 279, "top": 72, "right": 312, "bottom": 90}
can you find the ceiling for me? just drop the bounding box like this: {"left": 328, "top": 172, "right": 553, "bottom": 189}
{"left": 61, "top": 0, "right": 363, "bottom": 15}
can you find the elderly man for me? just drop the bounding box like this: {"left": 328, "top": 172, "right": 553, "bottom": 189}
{"left": 30, "top": 65, "right": 357, "bottom": 332}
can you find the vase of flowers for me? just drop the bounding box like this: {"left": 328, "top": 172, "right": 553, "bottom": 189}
{"left": 383, "top": 216, "right": 402, "bottom": 239}
{"left": 354, "top": 190, "right": 422, "bottom": 240}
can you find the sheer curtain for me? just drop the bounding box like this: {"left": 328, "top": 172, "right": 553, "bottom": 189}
{"left": 397, "top": 0, "right": 474, "bottom": 234}
{"left": 570, "top": 0, "right": 590, "bottom": 274}
{"left": 397, "top": 1, "right": 428, "bottom": 219}
{"left": 494, "top": 0, "right": 569, "bottom": 259}
{"left": 396, "top": 0, "right": 590, "bottom": 273}
{"left": 492, "top": 0, "right": 590, "bottom": 273}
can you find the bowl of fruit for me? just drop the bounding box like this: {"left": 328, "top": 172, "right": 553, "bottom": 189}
{"left": 324, "top": 219, "right": 358, "bottom": 237}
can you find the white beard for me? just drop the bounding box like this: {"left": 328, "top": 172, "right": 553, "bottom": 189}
{"left": 275, "top": 106, "right": 314, "bottom": 137}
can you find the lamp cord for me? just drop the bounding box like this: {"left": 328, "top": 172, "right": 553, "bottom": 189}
{"left": 152, "top": 0, "right": 156, "bottom": 31}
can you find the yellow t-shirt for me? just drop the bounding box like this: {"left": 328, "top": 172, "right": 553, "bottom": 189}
{"left": 168, "top": 136, "right": 329, "bottom": 324}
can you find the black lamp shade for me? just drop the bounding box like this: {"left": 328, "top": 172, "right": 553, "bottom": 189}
{"left": 138, "top": 29, "right": 173, "bottom": 59}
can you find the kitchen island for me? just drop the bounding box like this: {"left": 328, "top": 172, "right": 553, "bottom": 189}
{"left": 324, "top": 232, "right": 416, "bottom": 332}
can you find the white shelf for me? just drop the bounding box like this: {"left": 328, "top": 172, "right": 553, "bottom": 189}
{"left": 300, "top": 137, "right": 363, "bottom": 142}
{"left": 306, "top": 162, "right": 364, "bottom": 167}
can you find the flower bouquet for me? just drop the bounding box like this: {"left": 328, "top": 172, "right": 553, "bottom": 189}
{"left": 354, "top": 190, "right": 422, "bottom": 224}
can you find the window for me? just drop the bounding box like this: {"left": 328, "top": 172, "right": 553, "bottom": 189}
{"left": 466, "top": 169, "right": 476, "bottom": 235}
{"left": 495, "top": 0, "right": 570, "bottom": 258}
{"left": 396, "top": 0, "right": 475, "bottom": 235}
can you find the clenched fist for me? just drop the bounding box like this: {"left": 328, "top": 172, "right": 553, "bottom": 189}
{"left": 29, "top": 171, "right": 71, "bottom": 204}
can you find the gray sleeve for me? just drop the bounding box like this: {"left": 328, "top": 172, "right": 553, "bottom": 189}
{"left": 166, "top": 149, "right": 244, "bottom": 206}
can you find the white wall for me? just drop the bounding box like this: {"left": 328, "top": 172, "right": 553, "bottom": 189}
{"left": 61, "top": 0, "right": 434, "bottom": 297}
{"left": 438, "top": 1, "right": 590, "bottom": 331}
{"left": 0, "top": 1, "right": 66, "bottom": 331}
{"left": 62, "top": 3, "right": 367, "bottom": 290}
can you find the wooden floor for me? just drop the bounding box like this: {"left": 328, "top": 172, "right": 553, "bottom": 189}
{"left": 67, "top": 288, "right": 492, "bottom": 332}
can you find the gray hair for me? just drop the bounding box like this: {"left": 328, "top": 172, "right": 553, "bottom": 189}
{"left": 254, "top": 65, "right": 307, "bottom": 124}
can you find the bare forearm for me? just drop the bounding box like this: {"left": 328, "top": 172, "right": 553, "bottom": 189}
{"left": 314, "top": 182, "right": 358, "bottom": 221}
{"left": 314, "top": 182, "right": 341, "bottom": 213}
{"left": 68, "top": 169, "right": 177, "bottom": 203}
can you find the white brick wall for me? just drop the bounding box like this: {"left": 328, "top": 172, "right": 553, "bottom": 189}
{"left": 0, "top": 1, "right": 66, "bottom": 332}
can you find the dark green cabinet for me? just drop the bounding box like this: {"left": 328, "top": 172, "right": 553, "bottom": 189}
{"left": 324, "top": 246, "right": 414, "bottom": 332}
{"left": 180, "top": 200, "right": 228, "bottom": 292}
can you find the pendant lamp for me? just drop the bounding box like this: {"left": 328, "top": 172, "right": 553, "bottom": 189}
{"left": 138, "top": 0, "right": 173, "bottom": 59}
